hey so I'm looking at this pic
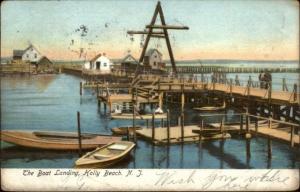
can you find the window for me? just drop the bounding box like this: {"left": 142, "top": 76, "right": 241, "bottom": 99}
{"left": 103, "top": 63, "right": 107, "bottom": 67}
{"left": 153, "top": 62, "right": 156, "bottom": 66}
{"left": 26, "top": 54, "right": 29, "bottom": 58}
{"left": 34, "top": 53, "right": 37, "bottom": 58}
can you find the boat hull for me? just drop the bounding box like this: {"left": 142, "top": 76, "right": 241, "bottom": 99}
{"left": 0, "top": 130, "right": 122, "bottom": 150}
{"left": 111, "top": 127, "right": 142, "bottom": 135}
{"left": 75, "top": 141, "right": 135, "bottom": 168}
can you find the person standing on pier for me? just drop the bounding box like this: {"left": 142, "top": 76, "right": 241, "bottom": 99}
{"left": 264, "top": 70, "right": 272, "bottom": 89}
{"left": 259, "top": 70, "right": 272, "bottom": 89}
{"left": 259, "top": 71, "right": 265, "bottom": 88}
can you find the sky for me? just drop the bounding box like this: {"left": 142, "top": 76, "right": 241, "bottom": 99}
{"left": 1, "top": 0, "right": 299, "bottom": 61}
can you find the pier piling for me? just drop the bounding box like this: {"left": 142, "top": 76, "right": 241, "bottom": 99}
{"left": 167, "top": 109, "right": 170, "bottom": 144}
{"left": 80, "top": 82, "right": 82, "bottom": 96}
{"left": 77, "top": 111, "right": 82, "bottom": 156}
{"left": 152, "top": 112, "right": 155, "bottom": 141}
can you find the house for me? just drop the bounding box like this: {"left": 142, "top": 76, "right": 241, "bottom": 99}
{"left": 36, "top": 56, "right": 53, "bottom": 72}
{"left": 83, "top": 53, "right": 112, "bottom": 73}
{"left": 143, "top": 48, "right": 165, "bottom": 70}
{"left": 12, "top": 44, "right": 43, "bottom": 64}
{"left": 122, "top": 54, "right": 139, "bottom": 65}
{"left": 13, "top": 50, "right": 24, "bottom": 60}
{"left": 113, "top": 54, "right": 139, "bottom": 74}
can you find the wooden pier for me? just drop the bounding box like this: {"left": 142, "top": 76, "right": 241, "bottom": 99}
{"left": 167, "top": 65, "right": 299, "bottom": 74}
{"left": 134, "top": 113, "right": 299, "bottom": 147}
{"left": 136, "top": 125, "right": 231, "bottom": 145}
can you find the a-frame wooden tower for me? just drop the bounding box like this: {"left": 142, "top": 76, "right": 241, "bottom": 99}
{"left": 127, "top": 1, "right": 189, "bottom": 75}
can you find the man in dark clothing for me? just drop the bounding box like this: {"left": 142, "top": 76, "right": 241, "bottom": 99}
{"left": 259, "top": 71, "right": 265, "bottom": 88}
{"left": 264, "top": 70, "right": 272, "bottom": 89}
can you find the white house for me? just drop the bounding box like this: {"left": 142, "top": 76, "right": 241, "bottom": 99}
{"left": 143, "top": 48, "right": 164, "bottom": 70}
{"left": 83, "top": 53, "right": 112, "bottom": 73}
{"left": 21, "top": 45, "right": 43, "bottom": 63}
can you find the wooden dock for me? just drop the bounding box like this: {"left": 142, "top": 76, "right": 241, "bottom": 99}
{"left": 136, "top": 125, "right": 231, "bottom": 145}
{"left": 98, "top": 94, "right": 158, "bottom": 104}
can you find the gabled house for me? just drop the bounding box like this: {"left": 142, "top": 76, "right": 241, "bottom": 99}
{"left": 143, "top": 48, "right": 165, "bottom": 70}
{"left": 83, "top": 53, "right": 112, "bottom": 73}
{"left": 122, "top": 54, "right": 139, "bottom": 65}
{"left": 12, "top": 44, "right": 43, "bottom": 64}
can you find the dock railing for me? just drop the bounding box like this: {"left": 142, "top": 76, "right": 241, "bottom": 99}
{"left": 197, "top": 112, "right": 299, "bottom": 147}
{"left": 247, "top": 114, "right": 300, "bottom": 147}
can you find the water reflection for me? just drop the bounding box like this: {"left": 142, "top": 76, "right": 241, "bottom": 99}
{"left": 1, "top": 145, "right": 78, "bottom": 162}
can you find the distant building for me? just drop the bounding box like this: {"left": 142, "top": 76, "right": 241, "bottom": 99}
{"left": 13, "top": 50, "right": 24, "bottom": 60}
{"left": 12, "top": 44, "right": 43, "bottom": 64}
{"left": 122, "top": 54, "right": 139, "bottom": 65}
{"left": 113, "top": 54, "right": 139, "bottom": 74}
{"left": 36, "top": 56, "right": 53, "bottom": 71}
{"left": 143, "top": 48, "right": 165, "bottom": 70}
{"left": 83, "top": 53, "right": 112, "bottom": 73}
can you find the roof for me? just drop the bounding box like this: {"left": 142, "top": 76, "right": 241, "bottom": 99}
{"left": 23, "top": 44, "right": 42, "bottom": 55}
{"left": 145, "top": 48, "right": 162, "bottom": 57}
{"left": 121, "top": 54, "right": 138, "bottom": 64}
{"left": 37, "top": 56, "right": 52, "bottom": 64}
{"left": 13, "top": 50, "right": 24, "bottom": 57}
{"left": 90, "top": 53, "right": 102, "bottom": 63}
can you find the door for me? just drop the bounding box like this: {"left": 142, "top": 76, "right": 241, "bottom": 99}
{"left": 96, "top": 62, "right": 101, "bottom": 70}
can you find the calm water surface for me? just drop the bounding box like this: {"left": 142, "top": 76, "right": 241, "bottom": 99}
{"left": 1, "top": 74, "right": 299, "bottom": 168}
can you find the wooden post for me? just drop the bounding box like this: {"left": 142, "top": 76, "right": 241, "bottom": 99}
{"left": 167, "top": 109, "right": 170, "bottom": 144}
{"left": 97, "top": 84, "right": 99, "bottom": 95}
{"left": 290, "top": 126, "right": 294, "bottom": 147}
{"left": 127, "top": 126, "right": 130, "bottom": 141}
{"left": 159, "top": 92, "right": 163, "bottom": 108}
{"left": 230, "top": 79, "right": 233, "bottom": 96}
{"left": 80, "top": 82, "right": 82, "bottom": 96}
{"left": 246, "top": 113, "right": 249, "bottom": 133}
{"left": 268, "top": 83, "right": 272, "bottom": 117}
{"left": 152, "top": 112, "right": 155, "bottom": 141}
{"left": 255, "top": 118, "right": 258, "bottom": 135}
{"left": 267, "top": 137, "right": 272, "bottom": 159}
{"left": 77, "top": 111, "right": 82, "bottom": 156}
{"left": 240, "top": 114, "right": 243, "bottom": 133}
{"left": 268, "top": 117, "right": 272, "bottom": 129}
{"left": 146, "top": 119, "right": 149, "bottom": 128}
{"left": 294, "top": 84, "right": 297, "bottom": 102}
{"left": 246, "top": 139, "right": 251, "bottom": 158}
{"left": 181, "top": 91, "right": 185, "bottom": 142}
{"left": 220, "top": 116, "right": 224, "bottom": 134}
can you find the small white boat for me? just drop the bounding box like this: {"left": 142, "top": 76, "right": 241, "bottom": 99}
{"left": 75, "top": 141, "right": 135, "bottom": 168}
{"left": 193, "top": 101, "right": 226, "bottom": 112}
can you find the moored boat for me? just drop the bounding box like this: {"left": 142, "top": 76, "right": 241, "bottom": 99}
{"left": 193, "top": 101, "right": 226, "bottom": 112}
{"left": 0, "top": 130, "right": 122, "bottom": 150}
{"left": 75, "top": 141, "right": 135, "bottom": 168}
{"left": 111, "top": 126, "right": 142, "bottom": 135}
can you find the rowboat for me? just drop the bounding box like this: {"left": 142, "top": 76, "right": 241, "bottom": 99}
{"left": 111, "top": 113, "right": 167, "bottom": 120}
{"left": 0, "top": 130, "right": 122, "bottom": 150}
{"left": 111, "top": 126, "right": 142, "bottom": 135}
{"left": 193, "top": 102, "right": 226, "bottom": 112}
{"left": 75, "top": 141, "right": 135, "bottom": 168}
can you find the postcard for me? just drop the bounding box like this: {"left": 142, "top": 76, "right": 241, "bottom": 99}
{"left": 1, "top": 0, "right": 299, "bottom": 191}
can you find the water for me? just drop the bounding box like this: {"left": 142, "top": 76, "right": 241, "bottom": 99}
{"left": 1, "top": 74, "right": 299, "bottom": 168}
